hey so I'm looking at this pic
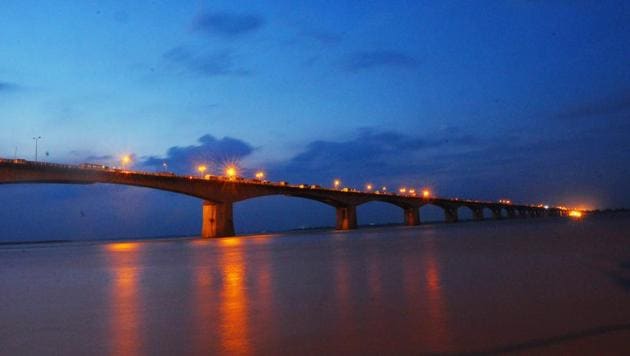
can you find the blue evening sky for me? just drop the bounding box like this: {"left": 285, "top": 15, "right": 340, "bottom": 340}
{"left": 1, "top": 1, "right": 628, "bottom": 241}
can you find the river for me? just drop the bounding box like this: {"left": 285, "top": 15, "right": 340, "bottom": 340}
{"left": 1, "top": 214, "right": 629, "bottom": 355}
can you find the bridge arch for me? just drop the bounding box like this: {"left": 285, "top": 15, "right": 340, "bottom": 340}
{"left": 457, "top": 205, "right": 483, "bottom": 221}
{"left": 1, "top": 161, "right": 546, "bottom": 238}
{"left": 419, "top": 203, "right": 450, "bottom": 223}
{"left": 233, "top": 195, "right": 335, "bottom": 234}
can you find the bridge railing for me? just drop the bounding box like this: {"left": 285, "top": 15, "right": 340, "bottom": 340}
{"left": 1, "top": 157, "right": 553, "bottom": 210}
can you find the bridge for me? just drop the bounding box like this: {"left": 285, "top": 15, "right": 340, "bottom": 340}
{"left": 0, "top": 159, "right": 569, "bottom": 238}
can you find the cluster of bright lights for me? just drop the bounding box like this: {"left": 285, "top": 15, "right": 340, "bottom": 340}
{"left": 395, "top": 187, "right": 432, "bottom": 197}
{"left": 107, "top": 159, "right": 588, "bottom": 215}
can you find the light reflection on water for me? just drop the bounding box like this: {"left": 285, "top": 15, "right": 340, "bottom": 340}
{"left": 422, "top": 236, "right": 450, "bottom": 348}
{"left": 4, "top": 217, "right": 630, "bottom": 355}
{"left": 106, "top": 243, "right": 143, "bottom": 356}
{"left": 217, "top": 239, "right": 250, "bottom": 355}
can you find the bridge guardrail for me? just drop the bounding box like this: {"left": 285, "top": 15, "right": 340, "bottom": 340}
{"left": 1, "top": 157, "right": 558, "bottom": 209}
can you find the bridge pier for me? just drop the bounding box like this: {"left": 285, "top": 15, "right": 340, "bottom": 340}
{"left": 444, "top": 206, "right": 458, "bottom": 223}
{"left": 404, "top": 207, "right": 420, "bottom": 226}
{"left": 506, "top": 208, "right": 516, "bottom": 219}
{"left": 490, "top": 207, "right": 502, "bottom": 219}
{"left": 336, "top": 205, "right": 357, "bottom": 230}
{"left": 201, "top": 201, "right": 235, "bottom": 238}
{"left": 471, "top": 207, "right": 484, "bottom": 221}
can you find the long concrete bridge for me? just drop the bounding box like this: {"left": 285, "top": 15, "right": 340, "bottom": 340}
{"left": 0, "top": 159, "right": 568, "bottom": 237}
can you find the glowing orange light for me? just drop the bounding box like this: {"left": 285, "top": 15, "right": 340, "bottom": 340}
{"left": 334, "top": 179, "right": 341, "bottom": 188}
{"left": 366, "top": 184, "right": 373, "bottom": 191}
{"left": 422, "top": 189, "right": 431, "bottom": 198}
{"left": 569, "top": 210, "right": 583, "bottom": 218}
{"left": 399, "top": 187, "right": 407, "bottom": 194}
{"left": 197, "top": 165, "right": 207, "bottom": 175}
{"left": 255, "top": 171, "right": 265, "bottom": 179}
{"left": 106, "top": 242, "right": 140, "bottom": 252}
{"left": 121, "top": 155, "right": 132, "bottom": 169}
{"left": 219, "top": 237, "right": 243, "bottom": 247}
{"left": 225, "top": 165, "right": 237, "bottom": 178}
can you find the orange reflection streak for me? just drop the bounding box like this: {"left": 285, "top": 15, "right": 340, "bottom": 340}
{"left": 105, "top": 243, "right": 142, "bottom": 356}
{"left": 106, "top": 242, "right": 141, "bottom": 252}
{"left": 333, "top": 244, "right": 352, "bottom": 337}
{"left": 218, "top": 243, "right": 250, "bottom": 355}
{"left": 422, "top": 239, "right": 451, "bottom": 350}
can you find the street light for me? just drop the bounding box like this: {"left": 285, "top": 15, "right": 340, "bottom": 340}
{"left": 225, "top": 165, "right": 237, "bottom": 179}
{"left": 197, "top": 164, "right": 207, "bottom": 177}
{"left": 162, "top": 162, "right": 168, "bottom": 172}
{"left": 422, "top": 189, "right": 431, "bottom": 198}
{"left": 333, "top": 179, "right": 341, "bottom": 189}
{"left": 366, "top": 184, "right": 373, "bottom": 192}
{"left": 32, "top": 136, "right": 42, "bottom": 161}
{"left": 121, "top": 155, "right": 131, "bottom": 169}
{"left": 255, "top": 171, "right": 265, "bottom": 180}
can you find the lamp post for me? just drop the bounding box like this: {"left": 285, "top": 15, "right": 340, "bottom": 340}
{"left": 197, "top": 165, "right": 207, "bottom": 178}
{"left": 121, "top": 155, "right": 131, "bottom": 170}
{"left": 32, "top": 136, "right": 42, "bottom": 161}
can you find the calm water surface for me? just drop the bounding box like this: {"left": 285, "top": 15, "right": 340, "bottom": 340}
{"left": 1, "top": 215, "right": 630, "bottom": 355}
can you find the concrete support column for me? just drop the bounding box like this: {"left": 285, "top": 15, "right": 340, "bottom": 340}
{"left": 518, "top": 209, "right": 528, "bottom": 218}
{"left": 472, "top": 208, "right": 484, "bottom": 221}
{"left": 336, "top": 205, "right": 357, "bottom": 230}
{"left": 404, "top": 206, "right": 420, "bottom": 226}
{"left": 201, "top": 200, "right": 235, "bottom": 238}
{"left": 444, "top": 206, "right": 458, "bottom": 223}
{"left": 490, "top": 208, "right": 502, "bottom": 219}
{"left": 506, "top": 208, "right": 516, "bottom": 219}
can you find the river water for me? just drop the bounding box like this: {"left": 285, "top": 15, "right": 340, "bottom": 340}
{"left": 1, "top": 214, "right": 629, "bottom": 355}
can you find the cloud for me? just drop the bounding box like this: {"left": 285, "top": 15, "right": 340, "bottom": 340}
{"left": 192, "top": 11, "right": 264, "bottom": 37}
{"left": 341, "top": 50, "right": 418, "bottom": 72}
{"left": 555, "top": 93, "right": 630, "bottom": 120}
{"left": 0, "top": 81, "right": 19, "bottom": 92}
{"left": 163, "top": 46, "right": 250, "bottom": 76}
{"left": 84, "top": 154, "right": 115, "bottom": 162}
{"left": 270, "top": 128, "right": 477, "bottom": 184}
{"left": 143, "top": 134, "right": 254, "bottom": 174}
